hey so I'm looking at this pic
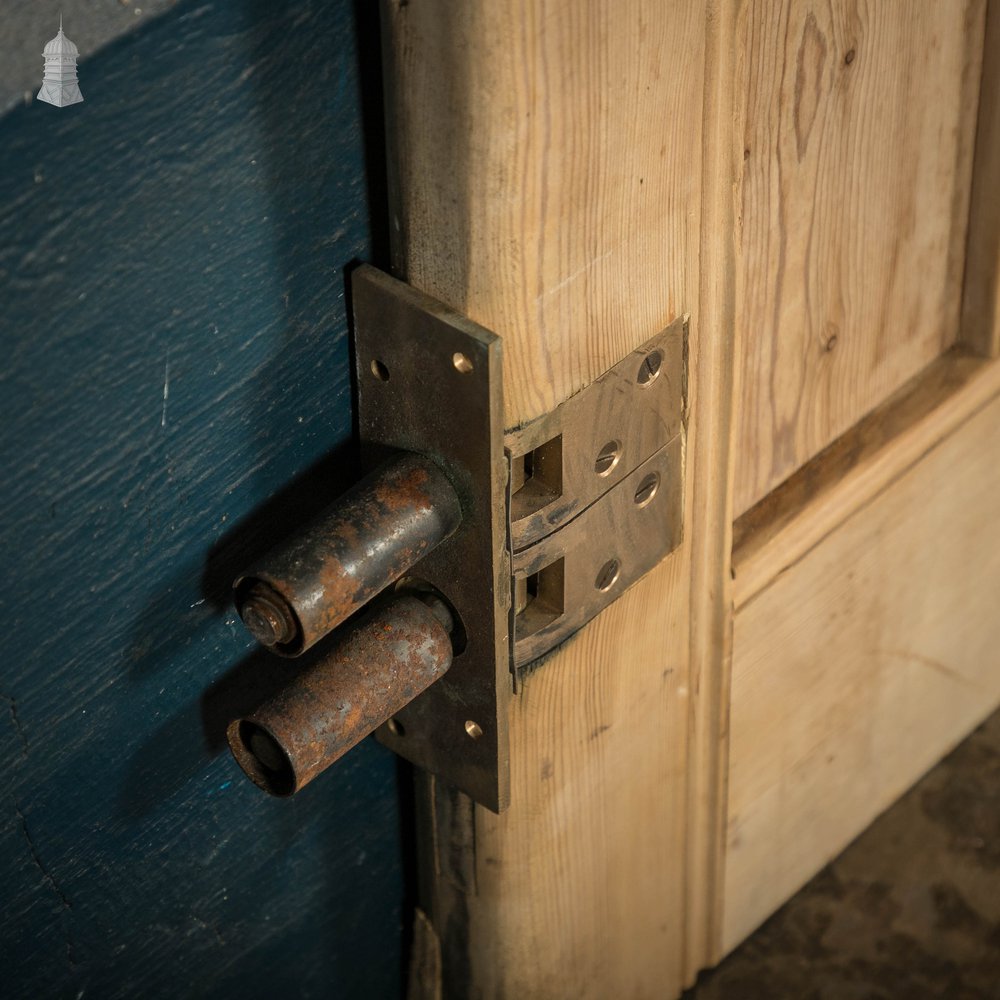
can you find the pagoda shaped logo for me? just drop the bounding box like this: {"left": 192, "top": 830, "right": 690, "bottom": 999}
{"left": 37, "top": 16, "right": 84, "bottom": 108}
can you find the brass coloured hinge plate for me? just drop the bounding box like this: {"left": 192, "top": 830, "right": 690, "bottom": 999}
{"left": 505, "top": 320, "right": 687, "bottom": 673}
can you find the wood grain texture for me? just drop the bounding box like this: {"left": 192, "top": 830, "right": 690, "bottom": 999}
{"left": 961, "top": 0, "right": 1000, "bottom": 357}
{"left": 386, "top": 1, "right": 702, "bottom": 427}
{"left": 733, "top": 348, "right": 1000, "bottom": 608}
{"left": 685, "top": 0, "right": 743, "bottom": 976}
{"left": 734, "top": 0, "right": 986, "bottom": 515}
{"left": 0, "top": 4, "right": 404, "bottom": 997}
{"left": 724, "top": 390, "right": 1000, "bottom": 952}
{"left": 384, "top": 2, "right": 737, "bottom": 996}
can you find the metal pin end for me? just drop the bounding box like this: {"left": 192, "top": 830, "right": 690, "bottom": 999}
{"left": 238, "top": 583, "right": 298, "bottom": 648}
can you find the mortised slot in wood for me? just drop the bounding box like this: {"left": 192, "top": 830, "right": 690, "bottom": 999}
{"left": 509, "top": 434, "right": 564, "bottom": 522}
{"left": 514, "top": 556, "right": 566, "bottom": 640}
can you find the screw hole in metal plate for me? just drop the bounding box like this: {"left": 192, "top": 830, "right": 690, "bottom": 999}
{"left": 595, "top": 440, "right": 621, "bottom": 477}
{"left": 464, "top": 720, "right": 483, "bottom": 740}
{"left": 595, "top": 558, "right": 621, "bottom": 592}
{"left": 637, "top": 349, "right": 662, "bottom": 387}
{"left": 453, "top": 352, "right": 473, "bottom": 374}
{"left": 371, "top": 359, "right": 390, "bottom": 381}
{"left": 633, "top": 472, "right": 660, "bottom": 508}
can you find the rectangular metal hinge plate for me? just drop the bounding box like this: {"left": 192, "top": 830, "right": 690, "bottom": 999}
{"left": 353, "top": 266, "right": 511, "bottom": 812}
{"left": 505, "top": 321, "right": 686, "bottom": 673}
{"left": 352, "top": 266, "right": 686, "bottom": 811}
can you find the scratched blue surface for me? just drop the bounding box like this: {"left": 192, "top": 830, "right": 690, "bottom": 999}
{"left": 0, "top": 1, "right": 404, "bottom": 996}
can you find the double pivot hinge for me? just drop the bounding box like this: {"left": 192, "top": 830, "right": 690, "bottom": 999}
{"left": 226, "top": 266, "right": 686, "bottom": 812}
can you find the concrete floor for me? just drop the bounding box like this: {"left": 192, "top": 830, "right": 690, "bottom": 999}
{"left": 685, "top": 711, "right": 1000, "bottom": 1000}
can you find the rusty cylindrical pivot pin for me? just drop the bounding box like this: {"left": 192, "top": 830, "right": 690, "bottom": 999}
{"left": 226, "top": 594, "right": 454, "bottom": 796}
{"left": 233, "top": 451, "right": 462, "bottom": 656}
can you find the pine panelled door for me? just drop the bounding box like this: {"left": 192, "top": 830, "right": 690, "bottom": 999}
{"left": 2, "top": 2, "right": 999, "bottom": 999}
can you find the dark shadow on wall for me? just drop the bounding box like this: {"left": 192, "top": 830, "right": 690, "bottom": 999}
{"left": 0, "top": 2, "right": 407, "bottom": 998}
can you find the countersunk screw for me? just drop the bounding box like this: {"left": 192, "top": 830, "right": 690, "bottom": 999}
{"left": 637, "top": 349, "right": 663, "bottom": 386}
{"left": 240, "top": 585, "right": 298, "bottom": 647}
{"left": 595, "top": 440, "right": 621, "bottom": 477}
{"left": 595, "top": 558, "right": 621, "bottom": 592}
{"left": 634, "top": 472, "right": 660, "bottom": 507}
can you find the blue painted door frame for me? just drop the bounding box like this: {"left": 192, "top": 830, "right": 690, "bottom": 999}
{"left": 0, "top": 2, "right": 406, "bottom": 996}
